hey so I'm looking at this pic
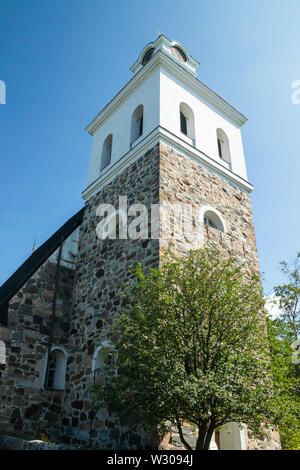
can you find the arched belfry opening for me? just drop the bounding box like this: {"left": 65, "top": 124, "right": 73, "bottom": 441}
{"left": 101, "top": 134, "right": 113, "bottom": 171}
{"left": 131, "top": 105, "right": 144, "bottom": 145}
{"left": 142, "top": 47, "right": 155, "bottom": 65}
{"left": 217, "top": 128, "right": 231, "bottom": 168}
{"left": 179, "top": 102, "right": 195, "bottom": 145}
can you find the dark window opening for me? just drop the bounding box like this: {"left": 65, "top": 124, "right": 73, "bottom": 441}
{"left": 217, "top": 138, "right": 223, "bottom": 158}
{"left": 180, "top": 111, "right": 187, "bottom": 135}
{"left": 136, "top": 115, "right": 143, "bottom": 138}
{"left": 131, "top": 105, "right": 144, "bottom": 144}
{"left": 106, "top": 144, "right": 112, "bottom": 162}
{"left": 101, "top": 134, "right": 113, "bottom": 171}
{"left": 142, "top": 48, "right": 155, "bottom": 65}
{"left": 204, "top": 216, "right": 217, "bottom": 230}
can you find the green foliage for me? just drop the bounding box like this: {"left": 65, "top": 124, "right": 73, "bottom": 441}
{"left": 267, "top": 252, "right": 300, "bottom": 450}
{"left": 273, "top": 252, "right": 300, "bottom": 339}
{"left": 92, "top": 246, "right": 278, "bottom": 450}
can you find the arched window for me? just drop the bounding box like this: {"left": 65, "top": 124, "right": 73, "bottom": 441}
{"left": 199, "top": 206, "right": 226, "bottom": 234}
{"left": 92, "top": 341, "right": 116, "bottom": 379}
{"left": 131, "top": 105, "right": 144, "bottom": 145}
{"left": 171, "top": 45, "right": 187, "bottom": 63}
{"left": 45, "top": 347, "right": 67, "bottom": 390}
{"left": 101, "top": 134, "right": 113, "bottom": 171}
{"left": 203, "top": 210, "right": 225, "bottom": 233}
{"left": 179, "top": 103, "right": 195, "bottom": 144}
{"left": 216, "top": 128, "right": 231, "bottom": 167}
{"left": 142, "top": 48, "right": 154, "bottom": 65}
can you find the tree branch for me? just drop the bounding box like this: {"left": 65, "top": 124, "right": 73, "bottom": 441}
{"left": 176, "top": 418, "right": 193, "bottom": 451}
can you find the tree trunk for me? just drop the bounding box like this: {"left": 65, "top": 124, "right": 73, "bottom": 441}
{"left": 203, "top": 422, "right": 215, "bottom": 450}
{"left": 176, "top": 419, "right": 193, "bottom": 451}
{"left": 195, "top": 421, "right": 215, "bottom": 450}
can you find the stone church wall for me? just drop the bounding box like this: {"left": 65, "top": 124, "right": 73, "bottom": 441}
{"left": 59, "top": 144, "right": 160, "bottom": 448}
{"left": 159, "top": 142, "right": 260, "bottom": 274}
{"left": 0, "top": 252, "right": 75, "bottom": 440}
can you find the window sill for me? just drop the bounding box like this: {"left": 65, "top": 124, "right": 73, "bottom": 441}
{"left": 130, "top": 133, "right": 144, "bottom": 149}
{"left": 180, "top": 133, "right": 195, "bottom": 147}
{"left": 219, "top": 158, "right": 231, "bottom": 171}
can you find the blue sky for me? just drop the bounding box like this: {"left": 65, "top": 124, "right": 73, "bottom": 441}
{"left": 0, "top": 0, "right": 299, "bottom": 295}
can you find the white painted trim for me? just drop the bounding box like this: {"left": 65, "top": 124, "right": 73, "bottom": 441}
{"left": 82, "top": 127, "right": 252, "bottom": 202}
{"left": 50, "top": 345, "right": 68, "bottom": 357}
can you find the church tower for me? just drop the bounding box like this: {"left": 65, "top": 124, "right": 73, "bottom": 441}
{"left": 0, "top": 35, "right": 281, "bottom": 450}
{"left": 62, "top": 35, "right": 263, "bottom": 449}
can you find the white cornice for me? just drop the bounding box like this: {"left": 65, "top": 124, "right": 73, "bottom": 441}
{"left": 85, "top": 50, "right": 247, "bottom": 136}
{"left": 82, "top": 127, "right": 253, "bottom": 202}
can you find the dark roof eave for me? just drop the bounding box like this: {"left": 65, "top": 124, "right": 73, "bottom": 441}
{"left": 0, "top": 207, "right": 85, "bottom": 307}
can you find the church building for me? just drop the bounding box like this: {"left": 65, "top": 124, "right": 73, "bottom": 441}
{"left": 0, "top": 35, "right": 280, "bottom": 450}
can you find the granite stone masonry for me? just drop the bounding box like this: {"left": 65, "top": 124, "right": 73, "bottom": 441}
{"left": 0, "top": 143, "right": 280, "bottom": 449}
{"left": 0, "top": 254, "right": 75, "bottom": 441}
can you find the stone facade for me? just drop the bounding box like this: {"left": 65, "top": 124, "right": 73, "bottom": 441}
{"left": 159, "top": 143, "right": 260, "bottom": 274}
{"left": 0, "top": 253, "right": 75, "bottom": 440}
{"left": 58, "top": 144, "right": 160, "bottom": 448}
{"left": 0, "top": 142, "right": 280, "bottom": 449}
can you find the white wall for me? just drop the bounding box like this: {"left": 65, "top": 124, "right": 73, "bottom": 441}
{"left": 219, "top": 422, "right": 247, "bottom": 450}
{"left": 86, "top": 64, "right": 248, "bottom": 187}
{"left": 88, "top": 70, "right": 160, "bottom": 186}
{"left": 159, "top": 69, "right": 248, "bottom": 180}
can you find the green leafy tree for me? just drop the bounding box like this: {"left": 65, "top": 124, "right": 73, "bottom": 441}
{"left": 92, "top": 246, "right": 278, "bottom": 450}
{"left": 267, "top": 318, "right": 300, "bottom": 449}
{"left": 273, "top": 252, "right": 300, "bottom": 339}
{"left": 267, "top": 252, "right": 300, "bottom": 450}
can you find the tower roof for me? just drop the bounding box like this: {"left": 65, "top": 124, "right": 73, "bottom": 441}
{"left": 130, "top": 34, "right": 199, "bottom": 76}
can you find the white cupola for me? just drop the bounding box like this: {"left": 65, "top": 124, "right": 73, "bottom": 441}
{"left": 130, "top": 34, "right": 199, "bottom": 76}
